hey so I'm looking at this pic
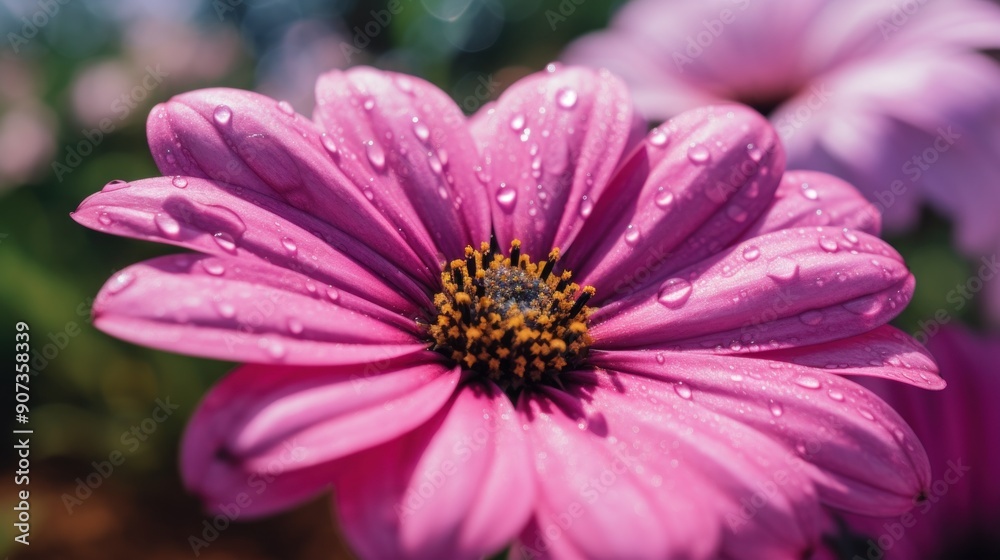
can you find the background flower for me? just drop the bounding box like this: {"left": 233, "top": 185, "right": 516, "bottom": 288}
{"left": 563, "top": 0, "right": 1000, "bottom": 320}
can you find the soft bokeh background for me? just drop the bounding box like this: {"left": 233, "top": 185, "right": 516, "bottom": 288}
{"left": 0, "top": 0, "right": 993, "bottom": 559}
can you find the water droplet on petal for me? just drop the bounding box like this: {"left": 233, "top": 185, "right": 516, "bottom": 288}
{"left": 496, "top": 188, "right": 517, "bottom": 211}
{"left": 674, "top": 383, "right": 692, "bottom": 400}
{"left": 103, "top": 179, "right": 128, "bottom": 192}
{"left": 579, "top": 197, "right": 593, "bottom": 218}
{"left": 287, "top": 318, "right": 304, "bottom": 334}
{"left": 769, "top": 401, "right": 784, "bottom": 417}
{"left": 215, "top": 301, "right": 236, "bottom": 318}
{"left": 655, "top": 190, "right": 674, "bottom": 209}
{"left": 726, "top": 205, "right": 748, "bottom": 223}
{"left": 154, "top": 213, "right": 181, "bottom": 238}
{"left": 624, "top": 225, "right": 640, "bottom": 246}
{"left": 799, "top": 310, "right": 824, "bottom": 326}
{"left": 858, "top": 408, "right": 876, "bottom": 421}
{"left": 281, "top": 237, "right": 297, "bottom": 254}
{"left": 687, "top": 144, "right": 711, "bottom": 164}
{"left": 649, "top": 127, "right": 670, "bottom": 147}
{"left": 98, "top": 212, "right": 113, "bottom": 226}
{"left": 394, "top": 76, "right": 415, "bottom": 94}
{"left": 171, "top": 176, "right": 188, "bottom": 188}
{"left": 213, "top": 232, "right": 237, "bottom": 253}
{"left": 203, "top": 261, "right": 225, "bottom": 276}
{"left": 842, "top": 229, "right": 859, "bottom": 244}
{"left": 801, "top": 184, "right": 819, "bottom": 200}
{"left": 327, "top": 287, "right": 340, "bottom": 302}
{"left": 794, "top": 376, "right": 821, "bottom": 389}
{"left": 362, "top": 98, "right": 375, "bottom": 111}
{"left": 556, "top": 87, "right": 578, "bottom": 109}
{"left": 267, "top": 340, "right": 287, "bottom": 359}
{"left": 843, "top": 296, "right": 883, "bottom": 316}
{"left": 213, "top": 104, "right": 232, "bottom": 125}
{"left": 655, "top": 352, "right": 665, "bottom": 364}
{"left": 321, "top": 133, "right": 339, "bottom": 157}
{"left": 277, "top": 100, "right": 295, "bottom": 116}
{"left": 413, "top": 120, "right": 430, "bottom": 143}
{"left": 819, "top": 237, "right": 839, "bottom": 253}
{"left": 742, "top": 246, "right": 761, "bottom": 261}
{"left": 365, "top": 141, "right": 386, "bottom": 171}
{"left": 510, "top": 113, "right": 525, "bottom": 132}
{"left": 766, "top": 257, "right": 800, "bottom": 283}
{"left": 107, "top": 272, "right": 135, "bottom": 294}
{"left": 658, "top": 278, "right": 692, "bottom": 309}
{"left": 827, "top": 389, "right": 845, "bottom": 401}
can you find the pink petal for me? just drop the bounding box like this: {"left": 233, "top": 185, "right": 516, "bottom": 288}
{"left": 591, "top": 351, "right": 931, "bottom": 516}
{"left": 739, "top": 170, "right": 881, "bottom": 239}
{"left": 565, "top": 105, "right": 784, "bottom": 301}
{"left": 470, "top": 65, "right": 641, "bottom": 260}
{"left": 592, "top": 228, "right": 912, "bottom": 353}
{"left": 313, "top": 67, "right": 491, "bottom": 259}
{"left": 146, "top": 87, "right": 437, "bottom": 285}
{"left": 92, "top": 254, "right": 425, "bottom": 365}
{"left": 334, "top": 383, "right": 533, "bottom": 560}
{"left": 515, "top": 369, "right": 824, "bottom": 560}
{"left": 758, "top": 325, "right": 944, "bottom": 390}
{"left": 181, "top": 358, "right": 459, "bottom": 517}
{"left": 72, "top": 176, "right": 430, "bottom": 314}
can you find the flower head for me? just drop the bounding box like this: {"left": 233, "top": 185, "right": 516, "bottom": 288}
{"left": 74, "top": 65, "right": 941, "bottom": 559}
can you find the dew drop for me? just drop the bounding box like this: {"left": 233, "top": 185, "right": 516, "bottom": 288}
{"left": 213, "top": 104, "right": 232, "bottom": 125}
{"left": 799, "top": 310, "right": 824, "bottom": 326}
{"left": 496, "top": 187, "right": 517, "bottom": 211}
{"left": 624, "top": 225, "right": 641, "bottom": 246}
{"left": 203, "top": 261, "right": 225, "bottom": 276}
{"left": 267, "top": 340, "right": 287, "bottom": 359}
{"left": 213, "top": 232, "right": 237, "bottom": 253}
{"left": 674, "top": 383, "right": 692, "bottom": 400}
{"left": 579, "top": 197, "right": 593, "bottom": 218}
{"left": 107, "top": 271, "right": 135, "bottom": 294}
{"left": 794, "top": 376, "right": 821, "bottom": 389}
{"left": 556, "top": 87, "right": 578, "bottom": 109}
{"left": 801, "top": 184, "right": 819, "bottom": 200}
{"left": 320, "top": 133, "right": 339, "bottom": 157}
{"left": 171, "top": 176, "right": 188, "bottom": 188}
{"left": 215, "top": 301, "right": 236, "bottom": 318}
{"left": 277, "top": 100, "right": 295, "bottom": 116}
{"left": 413, "top": 120, "right": 430, "bottom": 143}
{"left": 858, "top": 408, "right": 876, "bottom": 421}
{"left": 687, "top": 144, "right": 711, "bottom": 164}
{"left": 819, "top": 237, "right": 839, "bottom": 253}
{"left": 394, "top": 76, "right": 415, "bottom": 94}
{"left": 281, "top": 236, "right": 297, "bottom": 254}
{"left": 827, "top": 389, "right": 845, "bottom": 402}
{"left": 726, "top": 205, "right": 748, "bottom": 223}
{"left": 658, "top": 278, "right": 693, "bottom": 309}
{"left": 365, "top": 141, "right": 386, "bottom": 171}
{"left": 842, "top": 229, "right": 859, "bottom": 244}
{"left": 327, "top": 287, "right": 340, "bottom": 303}
{"left": 362, "top": 98, "right": 375, "bottom": 111}
{"left": 766, "top": 257, "right": 800, "bottom": 283}
{"left": 287, "top": 318, "right": 304, "bottom": 334}
{"left": 103, "top": 179, "right": 128, "bottom": 192}
{"left": 648, "top": 127, "right": 670, "bottom": 147}
{"left": 655, "top": 190, "right": 674, "bottom": 209}
{"left": 510, "top": 113, "right": 526, "bottom": 132}
{"left": 98, "top": 212, "right": 113, "bottom": 226}
{"left": 655, "top": 352, "right": 665, "bottom": 364}
{"left": 742, "top": 246, "right": 761, "bottom": 261}
{"left": 154, "top": 213, "right": 181, "bottom": 238}
{"left": 769, "top": 401, "right": 784, "bottom": 417}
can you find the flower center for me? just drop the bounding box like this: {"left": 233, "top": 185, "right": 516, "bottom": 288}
{"left": 429, "top": 238, "right": 594, "bottom": 393}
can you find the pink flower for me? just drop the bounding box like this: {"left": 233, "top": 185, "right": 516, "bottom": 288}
{"left": 74, "top": 65, "right": 941, "bottom": 559}
{"left": 821, "top": 326, "right": 1000, "bottom": 559}
{"left": 563, "top": 0, "right": 1000, "bottom": 305}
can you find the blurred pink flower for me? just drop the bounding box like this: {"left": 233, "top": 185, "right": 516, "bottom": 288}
{"left": 823, "top": 326, "right": 1000, "bottom": 559}
{"left": 0, "top": 103, "right": 56, "bottom": 190}
{"left": 564, "top": 0, "right": 1000, "bottom": 274}
{"left": 75, "top": 65, "right": 941, "bottom": 559}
